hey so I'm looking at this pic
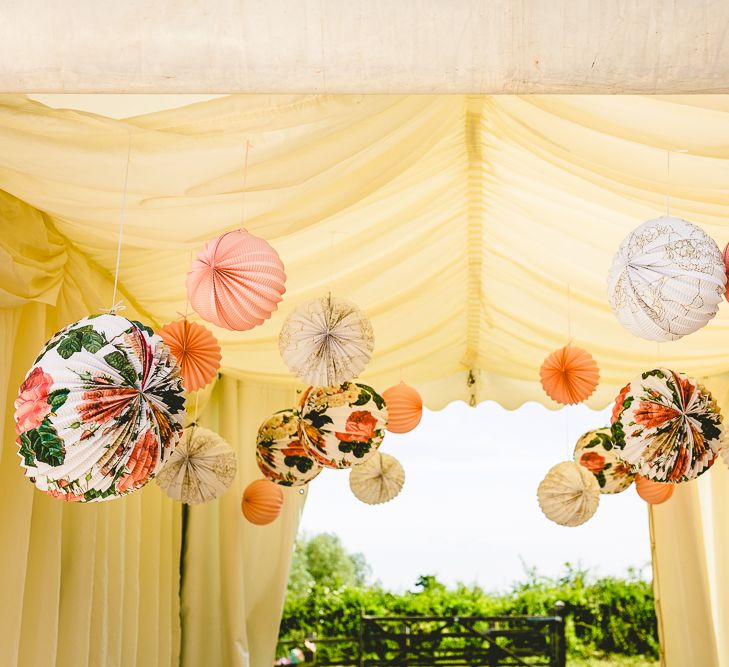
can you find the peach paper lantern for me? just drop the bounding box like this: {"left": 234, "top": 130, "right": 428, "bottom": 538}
{"left": 382, "top": 381, "right": 423, "bottom": 434}
{"left": 540, "top": 344, "right": 599, "bottom": 405}
{"left": 186, "top": 229, "right": 286, "bottom": 331}
{"left": 241, "top": 479, "right": 284, "bottom": 525}
{"left": 158, "top": 319, "right": 221, "bottom": 392}
{"left": 635, "top": 474, "right": 674, "bottom": 505}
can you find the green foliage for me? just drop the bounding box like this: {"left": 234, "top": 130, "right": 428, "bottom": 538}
{"left": 280, "top": 536, "right": 658, "bottom": 663}
{"left": 287, "top": 533, "right": 370, "bottom": 603}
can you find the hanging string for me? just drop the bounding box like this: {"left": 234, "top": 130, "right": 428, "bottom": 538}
{"left": 240, "top": 140, "right": 252, "bottom": 229}
{"left": 664, "top": 149, "right": 688, "bottom": 217}
{"left": 106, "top": 132, "right": 132, "bottom": 314}
{"left": 566, "top": 283, "right": 572, "bottom": 341}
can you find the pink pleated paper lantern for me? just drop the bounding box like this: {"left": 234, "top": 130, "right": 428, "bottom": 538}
{"left": 186, "top": 230, "right": 286, "bottom": 331}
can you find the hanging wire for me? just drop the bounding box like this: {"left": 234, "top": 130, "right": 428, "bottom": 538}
{"left": 664, "top": 148, "right": 688, "bottom": 217}
{"left": 240, "top": 140, "right": 252, "bottom": 228}
{"left": 107, "top": 132, "right": 133, "bottom": 314}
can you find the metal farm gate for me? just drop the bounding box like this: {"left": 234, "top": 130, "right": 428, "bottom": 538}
{"left": 276, "top": 604, "right": 566, "bottom": 667}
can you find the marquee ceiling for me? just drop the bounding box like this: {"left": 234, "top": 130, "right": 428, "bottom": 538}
{"left": 2, "top": 93, "right": 729, "bottom": 409}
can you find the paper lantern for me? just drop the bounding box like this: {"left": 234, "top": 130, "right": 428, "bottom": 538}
{"left": 241, "top": 479, "right": 284, "bottom": 525}
{"left": 573, "top": 428, "right": 635, "bottom": 494}
{"left": 156, "top": 426, "right": 237, "bottom": 504}
{"left": 299, "top": 382, "right": 387, "bottom": 469}
{"left": 256, "top": 409, "right": 323, "bottom": 486}
{"left": 186, "top": 229, "right": 286, "bottom": 331}
{"left": 382, "top": 382, "right": 423, "bottom": 434}
{"left": 635, "top": 474, "right": 674, "bottom": 505}
{"left": 349, "top": 452, "right": 405, "bottom": 505}
{"left": 279, "top": 293, "right": 374, "bottom": 386}
{"left": 15, "top": 315, "right": 185, "bottom": 502}
{"left": 537, "top": 461, "right": 600, "bottom": 527}
{"left": 157, "top": 319, "right": 221, "bottom": 392}
{"left": 540, "top": 344, "right": 600, "bottom": 405}
{"left": 607, "top": 216, "right": 726, "bottom": 341}
{"left": 611, "top": 368, "right": 722, "bottom": 483}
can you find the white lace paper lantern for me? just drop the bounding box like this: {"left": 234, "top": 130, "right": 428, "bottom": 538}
{"left": 607, "top": 216, "right": 726, "bottom": 341}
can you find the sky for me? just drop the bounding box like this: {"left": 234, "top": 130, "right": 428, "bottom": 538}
{"left": 298, "top": 400, "right": 652, "bottom": 593}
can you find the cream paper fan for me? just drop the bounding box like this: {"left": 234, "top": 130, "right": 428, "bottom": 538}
{"left": 156, "top": 426, "right": 237, "bottom": 504}
{"left": 537, "top": 461, "right": 600, "bottom": 527}
{"left": 279, "top": 293, "right": 374, "bottom": 386}
{"left": 349, "top": 452, "right": 404, "bottom": 505}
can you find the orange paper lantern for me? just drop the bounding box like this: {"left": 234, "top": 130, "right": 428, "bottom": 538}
{"left": 635, "top": 474, "right": 674, "bottom": 505}
{"left": 241, "top": 479, "right": 284, "bottom": 525}
{"left": 539, "top": 344, "right": 600, "bottom": 405}
{"left": 186, "top": 229, "right": 286, "bottom": 331}
{"left": 382, "top": 381, "right": 423, "bottom": 433}
{"left": 158, "top": 319, "right": 221, "bottom": 392}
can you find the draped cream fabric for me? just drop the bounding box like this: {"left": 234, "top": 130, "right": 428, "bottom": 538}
{"left": 0, "top": 191, "right": 182, "bottom": 667}
{"left": 1, "top": 93, "right": 729, "bottom": 665}
{"left": 182, "top": 377, "right": 305, "bottom": 667}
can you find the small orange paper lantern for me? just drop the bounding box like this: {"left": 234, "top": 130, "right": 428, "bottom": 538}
{"left": 539, "top": 344, "right": 599, "bottom": 405}
{"left": 635, "top": 474, "right": 674, "bottom": 505}
{"left": 241, "top": 479, "right": 284, "bottom": 525}
{"left": 186, "top": 229, "right": 286, "bottom": 331}
{"left": 382, "top": 381, "right": 423, "bottom": 434}
{"left": 158, "top": 319, "right": 221, "bottom": 392}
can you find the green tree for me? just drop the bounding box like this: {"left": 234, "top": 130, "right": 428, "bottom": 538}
{"left": 288, "top": 533, "right": 370, "bottom": 600}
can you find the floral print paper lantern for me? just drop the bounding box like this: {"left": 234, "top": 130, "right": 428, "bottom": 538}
{"left": 279, "top": 293, "right": 374, "bottom": 387}
{"left": 607, "top": 216, "right": 726, "bottom": 341}
{"left": 156, "top": 426, "right": 237, "bottom": 504}
{"left": 382, "top": 381, "right": 423, "bottom": 433}
{"left": 186, "top": 229, "right": 286, "bottom": 331}
{"left": 349, "top": 452, "right": 405, "bottom": 505}
{"left": 158, "top": 318, "right": 221, "bottom": 392}
{"left": 540, "top": 344, "right": 600, "bottom": 405}
{"left": 298, "top": 382, "right": 387, "bottom": 469}
{"left": 611, "top": 368, "right": 722, "bottom": 483}
{"left": 537, "top": 461, "right": 600, "bottom": 527}
{"left": 15, "top": 315, "right": 185, "bottom": 502}
{"left": 256, "top": 409, "right": 322, "bottom": 486}
{"left": 635, "top": 474, "right": 674, "bottom": 505}
{"left": 573, "top": 428, "right": 635, "bottom": 494}
{"left": 241, "top": 479, "right": 284, "bottom": 525}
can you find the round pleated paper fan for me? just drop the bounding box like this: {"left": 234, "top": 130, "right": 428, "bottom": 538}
{"left": 573, "top": 428, "right": 635, "bottom": 494}
{"left": 540, "top": 344, "right": 599, "bottom": 405}
{"left": 611, "top": 368, "right": 722, "bottom": 483}
{"left": 298, "top": 382, "right": 387, "bottom": 469}
{"left": 723, "top": 242, "right": 729, "bottom": 303}
{"left": 256, "top": 409, "right": 323, "bottom": 486}
{"left": 241, "top": 479, "right": 284, "bottom": 525}
{"left": 279, "top": 293, "right": 374, "bottom": 387}
{"left": 186, "top": 229, "right": 286, "bottom": 331}
{"left": 158, "top": 319, "right": 221, "bottom": 392}
{"left": 156, "top": 426, "right": 237, "bottom": 504}
{"left": 537, "top": 461, "right": 600, "bottom": 527}
{"left": 349, "top": 452, "right": 405, "bottom": 505}
{"left": 607, "top": 216, "right": 726, "bottom": 341}
{"left": 14, "top": 315, "right": 186, "bottom": 502}
{"left": 635, "top": 474, "right": 674, "bottom": 505}
{"left": 382, "top": 382, "right": 423, "bottom": 434}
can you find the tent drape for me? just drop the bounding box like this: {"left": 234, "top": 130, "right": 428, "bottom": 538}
{"left": 2, "top": 93, "right": 729, "bottom": 665}
{"left": 181, "top": 376, "right": 305, "bottom": 667}
{"left": 0, "top": 192, "right": 304, "bottom": 666}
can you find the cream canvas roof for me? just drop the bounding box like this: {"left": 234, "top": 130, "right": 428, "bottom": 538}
{"left": 2, "top": 93, "right": 729, "bottom": 409}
